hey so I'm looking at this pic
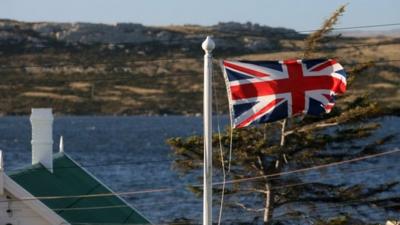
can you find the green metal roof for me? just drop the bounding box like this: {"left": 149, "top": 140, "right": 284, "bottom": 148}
{"left": 8, "top": 153, "right": 151, "bottom": 225}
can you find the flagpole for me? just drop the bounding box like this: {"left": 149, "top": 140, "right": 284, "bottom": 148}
{"left": 202, "top": 36, "right": 215, "bottom": 225}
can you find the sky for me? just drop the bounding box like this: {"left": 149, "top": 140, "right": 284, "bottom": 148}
{"left": 1, "top": 0, "right": 400, "bottom": 31}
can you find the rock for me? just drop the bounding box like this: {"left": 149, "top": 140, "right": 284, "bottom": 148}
{"left": 213, "top": 21, "right": 300, "bottom": 38}
{"left": 243, "top": 37, "right": 273, "bottom": 50}
{"left": 0, "top": 19, "right": 302, "bottom": 53}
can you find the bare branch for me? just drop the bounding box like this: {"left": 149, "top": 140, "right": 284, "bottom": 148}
{"left": 284, "top": 122, "right": 339, "bottom": 136}
{"left": 240, "top": 188, "right": 270, "bottom": 194}
{"left": 235, "top": 202, "right": 265, "bottom": 213}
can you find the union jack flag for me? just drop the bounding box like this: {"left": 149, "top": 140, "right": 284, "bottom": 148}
{"left": 222, "top": 59, "right": 347, "bottom": 128}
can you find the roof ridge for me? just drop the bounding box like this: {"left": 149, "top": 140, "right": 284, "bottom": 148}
{"left": 7, "top": 152, "right": 67, "bottom": 176}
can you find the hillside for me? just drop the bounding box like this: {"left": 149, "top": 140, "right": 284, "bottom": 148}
{"left": 0, "top": 19, "right": 399, "bottom": 115}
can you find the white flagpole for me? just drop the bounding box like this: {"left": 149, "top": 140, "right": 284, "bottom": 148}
{"left": 202, "top": 36, "right": 215, "bottom": 225}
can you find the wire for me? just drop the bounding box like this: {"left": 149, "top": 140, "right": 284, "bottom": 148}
{"left": 218, "top": 60, "right": 235, "bottom": 173}
{"left": 0, "top": 41, "right": 399, "bottom": 72}
{"left": 239, "top": 163, "right": 399, "bottom": 194}
{"left": 70, "top": 222, "right": 198, "bottom": 225}
{"left": 0, "top": 73, "right": 201, "bottom": 83}
{"left": 1, "top": 22, "right": 399, "bottom": 224}
{"left": 17, "top": 199, "right": 400, "bottom": 224}
{"left": 9, "top": 122, "right": 392, "bottom": 175}
{"left": 44, "top": 199, "right": 400, "bottom": 224}
{"left": 50, "top": 199, "right": 202, "bottom": 213}
{"left": 6, "top": 164, "right": 391, "bottom": 225}
{"left": 0, "top": 56, "right": 201, "bottom": 69}
{"left": 274, "top": 197, "right": 400, "bottom": 221}
{"left": 306, "top": 196, "right": 400, "bottom": 216}
{"left": 88, "top": 150, "right": 400, "bottom": 189}
{"left": 2, "top": 161, "right": 396, "bottom": 225}
{"left": 230, "top": 189, "right": 400, "bottom": 221}
{"left": 316, "top": 41, "right": 400, "bottom": 51}
{"left": 53, "top": 204, "right": 129, "bottom": 211}
{"left": 212, "top": 66, "right": 227, "bottom": 225}
{"left": 2, "top": 148, "right": 398, "bottom": 203}
{"left": 212, "top": 148, "right": 400, "bottom": 186}
{"left": 0, "top": 59, "right": 398, "bottom": 87}
{"left": 235, "top": 55, "right": 397, "bottom": 73}
{"left": 6, "top": 157, "right": 202, "bottom": 173}
{"left": 298, "top": 22, "right": 400, "bottom": 33}
{"left": 70, "top": 222, "right": 199, "bottom": 225}
{"left": 343, "top": 59, "right": 400, "bottom": 66}
{"left": 275, "top": 194, "right": 400, "bottom": 219}
{"left": 224, "top": 158, "right": 400, "bottom": 195}
{"left": 20, "top": 163, "right": 396, "bottom": 212}
{"left": 8, "top": 148, "right": 392, "bottom": 191}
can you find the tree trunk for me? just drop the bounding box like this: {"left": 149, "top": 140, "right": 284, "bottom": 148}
{"left": 280, "top": 119, "right": 287, "bottom": 147}
{"left": 262, "top": 119, "right": 284, "bottom": 224}
{"left": 263, "top": 182, "right": 273, "bottom": 224}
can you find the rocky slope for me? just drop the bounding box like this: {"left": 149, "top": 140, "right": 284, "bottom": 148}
{"left": 0, "top": 19, "right": 302, "bottom": 55}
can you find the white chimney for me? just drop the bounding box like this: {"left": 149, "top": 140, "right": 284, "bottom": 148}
{"left": 30, "top": 108, "right": 54, "bottom": 172}
{"left": 59, "top": 136, "right": 64, "bottom": 153}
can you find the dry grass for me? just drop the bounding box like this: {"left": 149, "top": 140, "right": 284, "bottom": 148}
{"left": 93, "top": 96, "right": 120, "bottom": 102}
{"left": 368, "top": 83, "right": 397, "bottom": 89}
{"left": 33, "top": 86, "right": 58, "bottom": 92}
{"left": 0, "top": 29, "right": 398, "bottom": 115}
{"left": 21, "top": 92, "right": 83, "bottom": 102}
{"left": 99, "top": 90, "right": 122, "bottom": 97}
{"left": 69, "top": 82, "right": 92, "bottom": 91}
{"left": 114, "top": 85, "right": 163, "bottom": 94}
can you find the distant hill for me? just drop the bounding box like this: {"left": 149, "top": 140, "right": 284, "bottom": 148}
{"left": 0, "top": 19, "right": 399, "bottom": 115}
{"left": 0, "top": 19, "right": 303, "bottom": 56}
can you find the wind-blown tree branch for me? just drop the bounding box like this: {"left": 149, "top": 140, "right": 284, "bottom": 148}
{"left": 303, "top": 4, "right": 346, "bottom": 58}
{"left": 168, "top": 4, "right": 399, "bottom": 225}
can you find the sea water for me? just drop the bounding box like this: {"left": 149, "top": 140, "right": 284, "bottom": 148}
{"left": 0, "top": 116, "right": 399, "bottom": 224}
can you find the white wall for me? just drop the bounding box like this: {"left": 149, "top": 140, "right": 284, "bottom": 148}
{"left": 0, "top": 190, "right": 53, "bottom": 225}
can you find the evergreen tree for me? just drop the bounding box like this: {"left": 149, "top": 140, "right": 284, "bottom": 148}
{"left": 168, "top": 5, "right": 399, "bottom": 225}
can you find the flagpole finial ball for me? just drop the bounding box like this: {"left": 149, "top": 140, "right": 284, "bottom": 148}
{"left": 202, "top": 36, "right": 215, "bottom": 53}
